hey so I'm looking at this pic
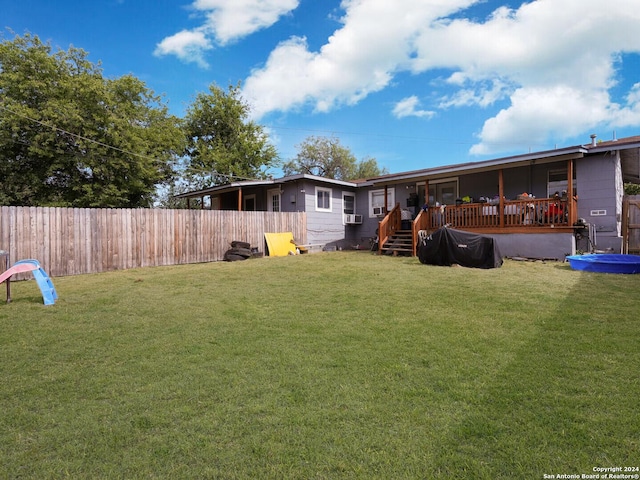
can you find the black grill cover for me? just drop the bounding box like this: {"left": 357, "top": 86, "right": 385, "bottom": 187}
{"left": 417, "top": 227, "right": 502, "bottom": 269}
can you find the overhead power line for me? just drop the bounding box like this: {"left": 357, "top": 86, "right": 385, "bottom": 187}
{"left": 0, "top": 103, "right": 264, "bottom": 183}
{"left": 0, "top": 103, "right": 158, "bottom": 163}
{"left": 264, "top": 124, "right": 549, "bottom": 149}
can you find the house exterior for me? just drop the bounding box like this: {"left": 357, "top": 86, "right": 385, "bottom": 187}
{"left": 175, "top": 174, "right": 363, "bottom": 250}
{"left": 177, "top": 134, "right": 640, "bottom": 259}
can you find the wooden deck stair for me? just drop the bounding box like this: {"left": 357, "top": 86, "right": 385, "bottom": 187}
{"left": 380, "top": 230, "right": 414, "bottom": 255}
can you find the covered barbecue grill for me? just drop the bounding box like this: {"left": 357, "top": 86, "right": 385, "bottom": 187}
{"left": 417, "top": 227, "right": 503, "bottom": 269}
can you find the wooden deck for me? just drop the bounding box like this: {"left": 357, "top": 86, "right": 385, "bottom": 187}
{"left": 379, "top": 197, "right": 578, "bottom": 256}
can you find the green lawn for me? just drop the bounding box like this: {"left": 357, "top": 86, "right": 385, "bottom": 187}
{"left": 1, "top": 252, "right": 639, "bottom": 479}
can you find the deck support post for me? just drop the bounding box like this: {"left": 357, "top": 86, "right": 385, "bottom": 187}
{"left": 498, "top": 169, "right": 505, "bottom": 228}
{"left": 567, "top": 158, "right": 574, "bottom": 224}
{"left": 424, "top": 179, "right": 430, "bottom": 230}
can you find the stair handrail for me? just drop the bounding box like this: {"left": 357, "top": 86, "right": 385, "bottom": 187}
{"left": 378, "top": 203, "right": 401, "bottom": 254}
{"left": 411, "top": 208, "right": 430, "bottom": 256}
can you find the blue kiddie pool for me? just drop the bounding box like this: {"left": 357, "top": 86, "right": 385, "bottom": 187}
{"left": 566, "top": 254, "right": 640, "bottom": 274}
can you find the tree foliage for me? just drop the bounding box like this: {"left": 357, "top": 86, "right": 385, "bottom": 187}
{"left": 355, "top": 156, "right": 388, "bottom": 180}
{"left": 0, "top": 33, "right": 184, "bottom": 207}
{"left": 624, "top": 183, "right": 640, "bottom": 195}
{"left": 181, "top": 83, "right": 278, "bottom": 191}
{"left": 283, "top": 136, "right": 387, "bottom": 181}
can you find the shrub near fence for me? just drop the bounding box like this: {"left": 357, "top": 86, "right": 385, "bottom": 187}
{"left": 0, "top": 207, "right": 307, "bottom": 278}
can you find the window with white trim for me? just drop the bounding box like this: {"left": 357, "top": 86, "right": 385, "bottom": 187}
{"left": 316, "top": 186, "right": 332, "bottom": 212}
{"left": 343, "top": 192, "right": 355, "bottom": 214}
{"left": 428, "top": 179, "right": 458, "bottom": 206}
{"left": 342, "top": 191, "right": 357, "bottom": 224}
{"left": 369, "top": 188, "right": 395, "bottom": 217}
{"left": 267, "top": 189, "right": 281, "bottom": 212}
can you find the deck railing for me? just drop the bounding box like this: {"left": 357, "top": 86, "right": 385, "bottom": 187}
{"left": 407, "top": 196, "right": 577, "bottom": 256}
{"left": 419, "top": 197, "right": 576, "bottom": 231}
{"left": 412, "top": 209, "right": 427, "bottom": 256}
{"left": 377, "top": 203, "right": 402, "bottom": 254}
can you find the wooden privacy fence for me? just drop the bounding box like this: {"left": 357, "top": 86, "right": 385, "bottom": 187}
{"left": 0, "top": 207, "right": 307, "bottom": 278}
{"left": 622, "top": 195, "right": 640, "bottom": 255}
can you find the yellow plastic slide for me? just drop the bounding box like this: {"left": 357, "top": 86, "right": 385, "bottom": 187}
{"left": 264, "top": 232, "right": 299, "bottom": 256}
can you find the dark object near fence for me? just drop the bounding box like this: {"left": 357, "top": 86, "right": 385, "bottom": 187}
{"left": 224, "top": 241, "right": 259, "bottom": 261}
{"left": 417, "top": 227, "right": 503, "bottom": 269}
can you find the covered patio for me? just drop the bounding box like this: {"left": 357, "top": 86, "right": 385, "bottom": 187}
{"left": 376, "top": 157, "right": 578, "bottom": 256}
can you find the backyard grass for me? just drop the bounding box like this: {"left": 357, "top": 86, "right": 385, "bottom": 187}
{"left": 1, "top": 251, "right": 639, "bottom": 479}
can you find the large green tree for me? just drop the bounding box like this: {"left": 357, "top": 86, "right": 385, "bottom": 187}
{"left": 283, "top": 136, "right": 387, "bottom": 180}
{"left": 181, "top": 83, "right": 278, "bottom": 190}
{"left": 0, "top": 33, "right": 184, "bottom": 207}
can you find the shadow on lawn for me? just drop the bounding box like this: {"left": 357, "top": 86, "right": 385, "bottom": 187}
{"left": 427, "top": 268, "right": 640, "bottom": 479}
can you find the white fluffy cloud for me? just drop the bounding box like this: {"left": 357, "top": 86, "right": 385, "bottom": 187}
{"left": 193, "top": 0, "right": 299, "bottom": 44}
{"left": 154, "top": 29, "right": 212, "bottom": 68}
{"left": 417, "top": 0, "right": 640, "bottom": 153}
{"left": 439, "top": 79, "right": 511, "bottom": 109}
{"left": 393, "top": 96, "right": 435, "bottom": 119}
{"left": 155, "top": 0, "right": 298, "bottom": 65}
{"left": 469, "top": 86, "right": 616, "bottom": 155}
{"left": 242, "top": 0, "right": 476, "bottom": 117}
{"left": 239, "top": 0, "right": 640, "bottom": 154}
{"left": 158, "top": 0, "right": 640, "bottom": 155}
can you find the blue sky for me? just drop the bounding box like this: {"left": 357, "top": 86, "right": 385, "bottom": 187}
{"left": 3, "top": 0, "right": 640, "bottom": 176}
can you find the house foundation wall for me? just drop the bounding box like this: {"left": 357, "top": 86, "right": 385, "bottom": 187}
{"left": 586, "top": 232, "right": 623, "bottom": 253}
{"left": 485, "top": 233, "right": 576, "bottom": 260}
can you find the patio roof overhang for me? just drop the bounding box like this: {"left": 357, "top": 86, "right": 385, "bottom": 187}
{"left": 363, "top": 147, "right": 587, "bottom": 187}
{"left": 174, "top": 179, "right": 276, "bottom": 200}
{"left": 174, "top": 173, "right": 358, "bottom": 200}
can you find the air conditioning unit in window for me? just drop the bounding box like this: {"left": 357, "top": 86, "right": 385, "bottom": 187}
{"left": 373, "top": 207, "right": 385, "bottom": 216}
{"left": 344, "top": 214, "right": 363, "bottom": 224}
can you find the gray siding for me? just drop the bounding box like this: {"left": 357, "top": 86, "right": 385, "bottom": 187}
{"left": 281, "top": 183, "right": 305, "bottom": 213}
{"left": 349, "top": 189, "right": 378, "bottom": 244}
{"left": 575, "top": 153, "right": 623, "bottom": 251}
{"left": 300, "top": 180, "right": 351, "bottom": 246}
{"left": 576, "top": 154, "right": 619, "bottom": 231}
{"left": 459, "top": 171, "right": 500, "bottom": 199}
